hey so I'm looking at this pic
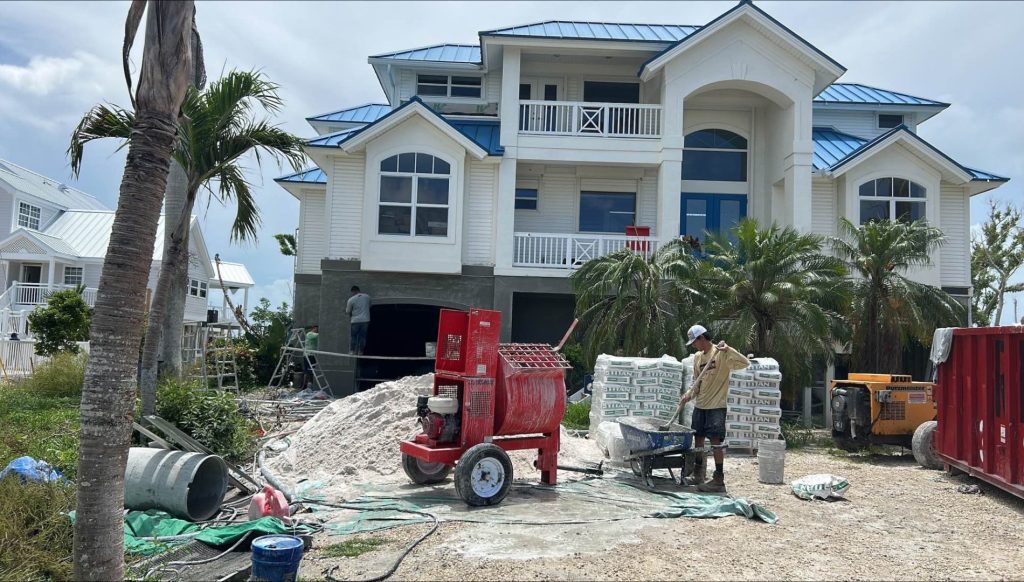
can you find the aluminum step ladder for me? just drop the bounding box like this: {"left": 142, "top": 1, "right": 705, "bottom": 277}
{"left": 268, "top": 328, "right": 330, "bottom": 394}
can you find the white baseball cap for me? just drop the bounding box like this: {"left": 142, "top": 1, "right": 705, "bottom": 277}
{"left": 686, "top": 324, "right": 707, "bottom": 346}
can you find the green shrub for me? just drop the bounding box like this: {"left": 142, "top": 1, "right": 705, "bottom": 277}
{"left": 207, "top": 337, "right": 259, "bottom": 389}
{"left": 0, "top": 477, "right": 75, "bottom": 581}
{"left": 244, "top": 299, "right": 292, "bottom": 385}
{"left": 26, "top": 288, "right": 91, "bottom": 357}
{"left": 0, "top": 386, "right": 80, "bottom": 480}
{"left": 780, "top": 420, "right": 815, "bottom": 449}
{"left": 562, "top": 399, "right": 591, "bottom": 430}
{"left": 561, "top": 342, "right": 588, "bottom": 394}
{"left": 16, "top": 353, "right": 87, "bottom": 398}
{"left": 155, "top": 378, "right": 256, "bottom": 460}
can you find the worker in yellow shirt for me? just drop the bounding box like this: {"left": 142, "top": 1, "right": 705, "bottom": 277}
{"left": 680, "top": 324, "right": 750, "bottom": 492}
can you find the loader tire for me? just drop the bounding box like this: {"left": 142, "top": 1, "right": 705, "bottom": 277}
{"left": 455, "top": 443, "right": 512, "bottom": 506}
{"left": 912, "top": 420, "right": 942, "bottom": 470}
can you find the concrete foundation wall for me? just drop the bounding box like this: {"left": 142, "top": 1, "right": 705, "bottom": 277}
{"left": 293, "top": 274, "right": 322, "bottom": 328}
{"left": 493, "top": 276, "right": 573, "bottom": 341}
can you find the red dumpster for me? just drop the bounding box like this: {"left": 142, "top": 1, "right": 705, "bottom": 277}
{"left": 934, "top": 326, "right": 1024, "bottom": 499}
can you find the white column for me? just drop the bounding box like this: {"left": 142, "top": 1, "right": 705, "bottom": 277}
{"left": 656, "top": 153, "right": 682, "bottom": 245}
{"left": 47, "top": 258, "right": 56, "bottom": 289}
{"left": 494, "top": 156, "right": 518, "bottom": 271}
{"left": 243, "top": 287, "right": 249, "bottom": 313}
{"left": 788, "top": 101, "right": 814, "bottom": 232}
{"left": 498, "top": 47, "right": 521, "bottom": 148}
{"left": 824, "top": 363, "right": 835, "bottom": 430}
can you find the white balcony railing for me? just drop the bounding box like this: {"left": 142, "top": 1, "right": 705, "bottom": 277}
{"left": 10, "top": 283, "right": 98, "bottom": 307}
{"left": 519, "top": 101, "right": 663, "bottom": 138}
{"left": 513, "top": 232, "right": 658, "bottom": 269}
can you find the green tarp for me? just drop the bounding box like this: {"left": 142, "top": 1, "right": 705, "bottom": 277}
{"left": 71, "top": 510, "right": 309, "bottom": 556}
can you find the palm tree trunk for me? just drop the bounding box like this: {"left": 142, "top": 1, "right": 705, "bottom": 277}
{"left": 139, "top": 200, "right": 192, "bottom": 414}
{"left": 157, "top": 161, "right": 190, "bottom": 370}
{"left": 74, "top": 3, "right": 193, "bottom": 579}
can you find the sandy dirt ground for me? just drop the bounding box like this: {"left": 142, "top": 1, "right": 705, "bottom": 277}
{"left": 299, "top": 448, "right": 1024, "bottom": 581}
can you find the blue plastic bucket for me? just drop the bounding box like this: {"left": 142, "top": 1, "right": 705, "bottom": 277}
{"left": 251, "top": 535, "right": 304, "bottom": 582}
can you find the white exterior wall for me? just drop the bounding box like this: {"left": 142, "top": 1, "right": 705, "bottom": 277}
{"left": 0, "top": 196, "right": 14, "bottom": 239}
{"left": 939, "top": 184, "right": 970, "bottom": 287}
{"left": 395, "top": 68, "right": 500, "bottom": 111}
{"left": 812, "top": 107, "right": 919, "bottom": 139}
{"left": 359, "top": 116, "right": 468, "bottom": 274}
{"left": 297, "top": 188, "right": 327, "bottom": 274}
{"left": 837, "top": 143, "right": 943, "bottom": 286}
{"left": 512, "top": 165, "right": 655, "bottom": 235}
{"left": 811, "top": 178, "right": 837, "bottom": 236}
{"left": 463, "top": 160, "right": 497, "bottom": 266}
{"left": 328, "top": 153, "right": 365, "bottom": 260}
{"left": 518, "top": 59, "right": 649, "bottom": 102}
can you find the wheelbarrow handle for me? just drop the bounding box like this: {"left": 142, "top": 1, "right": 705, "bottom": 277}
{"left": 553, "top": 319, "right": 579, "bottom": 352}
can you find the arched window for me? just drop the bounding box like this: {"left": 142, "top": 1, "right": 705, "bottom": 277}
{"left": 378, "top": 153, "right": 451, "bottom": 237}
{"left": 682, "top": 129, "right": 748, "bottom": 182}
{"left": 858, "top": 177, "right": 926, "bottom": 225}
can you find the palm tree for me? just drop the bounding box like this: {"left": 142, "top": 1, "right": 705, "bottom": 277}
{"left": 833, "top": 218, "right": 966, "bottom": 373}
{"left": 69, "top": 70, "right": 305, "bottom": 414}
{"left": 701, "top": 219, "right": 851, "bottom": 392}
{"left": 72, "top": 2, "right": 195, "bottom": 579}
{"left": 570, "top": 239, "right": 706, "bottom": 364}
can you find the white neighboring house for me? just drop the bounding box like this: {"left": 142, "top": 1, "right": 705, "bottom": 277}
{"left": 0, "top": 158, "right": 253, "bottom": 344}
{"left": 278, "top": 1, "right": 1009, "bottom": 394}
{"left": 208, "top": 260, "right": 255, "bottom": 328}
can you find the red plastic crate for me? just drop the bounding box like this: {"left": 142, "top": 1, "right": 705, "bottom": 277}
{"left": 934, "top": 326, "right": 1024, "bottom": 499}
{"left": 434, "top": 308, "right": 501, "bottom": 377}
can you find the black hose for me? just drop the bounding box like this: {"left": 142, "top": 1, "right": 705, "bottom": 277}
{"left": 320, "top": 505, "right": 439, "bottom": 582}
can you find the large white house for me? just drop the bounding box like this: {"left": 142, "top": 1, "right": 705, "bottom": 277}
{"left": 0, "top": 158, "right": 254, "bottom": 342}
{"left": 278, "top": 1, "right": 1008, "bottom": 394}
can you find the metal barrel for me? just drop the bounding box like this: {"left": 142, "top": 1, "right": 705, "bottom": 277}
{"left": 124, "top": 447, "right": 228, "bottom": 521}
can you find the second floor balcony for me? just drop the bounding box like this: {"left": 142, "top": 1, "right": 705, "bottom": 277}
{"left": 519, "top": 101, "right": 663, "bottom": 139}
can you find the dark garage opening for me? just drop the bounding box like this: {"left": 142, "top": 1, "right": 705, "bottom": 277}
{"left": 357, "top": 304, "right": 440, "bottom": 391}
{"left": 510, "top": 292, "right": 576, "bottom": 345}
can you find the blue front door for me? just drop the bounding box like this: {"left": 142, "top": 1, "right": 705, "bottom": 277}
{"left": 680, "top": 193, "right": 747, "bottom": 246}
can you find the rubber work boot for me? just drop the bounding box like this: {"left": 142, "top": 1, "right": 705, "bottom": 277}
{"left": 690, "top": 453, "right": 707, "bottom": 486}
{"left": 697, "top": 471, "right": 726, "bottom": 493}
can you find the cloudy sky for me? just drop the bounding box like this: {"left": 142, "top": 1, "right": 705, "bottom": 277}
{"left": 1, "top": 1, "right": 1022, "bottom": 319}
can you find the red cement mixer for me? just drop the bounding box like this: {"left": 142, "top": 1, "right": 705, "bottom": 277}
{"left": 399, "top": 308, "right": 572, "bottom": 506}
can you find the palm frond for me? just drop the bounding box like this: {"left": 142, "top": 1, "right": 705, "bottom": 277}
{"left": 68, "top": 104, "right": 135, "bottom": 177}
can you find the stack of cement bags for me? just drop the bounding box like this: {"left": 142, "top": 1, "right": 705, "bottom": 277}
{"left": 589, "top": 354, "right": 691, "bottom": 461}
{"left": 725, "top": 357, "right": 783, "bottom": 450}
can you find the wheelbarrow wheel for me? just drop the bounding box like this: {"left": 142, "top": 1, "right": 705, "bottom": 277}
{"left": 455, "top": 443, "right": 513, "bottom": 506}
{"left": 402, "top": 453, "right": 451, "bottom": 485}
{"left": 630, "top": 458, "right": 643, "bottom": 477}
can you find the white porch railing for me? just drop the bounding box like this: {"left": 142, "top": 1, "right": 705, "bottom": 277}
{"left": 10, "top": 283, "right": 98, "bottom": 307}
{"left": 513, "top": 232, "right": 659, "bottom": 269}
{"left": 519, "top": 101, "right": 663, "bottom": 138}
{"left": 0, "top": 309, "right": 29, "bottom": 338}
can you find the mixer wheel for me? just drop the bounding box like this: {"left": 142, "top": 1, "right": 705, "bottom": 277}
{"left": 454, "top": 443, "right": 513, "bottom": 506}
{"left": 402, "top": 453, "right": 451, "bottom": 485}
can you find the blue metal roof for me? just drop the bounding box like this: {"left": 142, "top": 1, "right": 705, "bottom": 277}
{"left": 305, "top": 127, "right": 363, "bottom": 148}
{"left": 275, "top": 167, "right": 326, "bottom": 184}
{"left": 307, "top": 103, "right": 391, "bottom": 124}
{"left": 813, "top": 126, "right": 1006, "bottom": 182}
{"left": 448, "top": 119, "right": 503, "bottom": 155}
{"left": 963, "top": 167, "right": 1009, "bottom": 182}
{"left": 481, "top": 21, "right": 699, "bottom": 42}
{"left": 816, "top": 83, "right": 948, "bottom": 107}
{"left": 811, "top": 127, "right": 868, "bottom": 170}
{"left": 371, "top": 44, "right": 481, "bottom": 63}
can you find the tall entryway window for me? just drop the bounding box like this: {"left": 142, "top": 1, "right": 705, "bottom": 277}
{"left": 21, "top": 264, "right": 41, "bottom": 284}
{"left": 680, "top": 194, "right": 747, "bottom": 246}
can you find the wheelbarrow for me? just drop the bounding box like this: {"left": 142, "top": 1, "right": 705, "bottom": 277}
{"left": 619, "top": 418, "right": 705, "bottom": 489}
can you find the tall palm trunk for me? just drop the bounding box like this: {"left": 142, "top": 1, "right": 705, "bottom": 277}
{"left": 74, "top": 2, "right": 193, "bottom": 579}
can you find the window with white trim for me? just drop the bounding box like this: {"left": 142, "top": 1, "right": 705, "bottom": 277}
{"left": 515, "top": 188, "right": 538, "bottom": 210}
{"left": 682, "top": 129, "right": 748, "bottom": 182}
{"left": 859, "top": 177, "right": 926, "bottom": 225}
{"left": 378, "top": 153, "right": 451, "bottom": 237}
{"left": 416, "top": 75, "right": 482, "bottom": 99}
{"left": 18, "top": 202, "right": 41, "bottom": 230}
{"left": 878, "top": 114, "right": 904, "bottom": 129}
{"left": 188, "top": 279, "right": 208, "bottom": 298}
{"left": 63, "top": 267, "right": 83, "bottom": 287}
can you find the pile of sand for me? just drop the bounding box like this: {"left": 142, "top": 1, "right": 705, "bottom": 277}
{"left": 266, "top": 373, "right": 603, "bottom": 499}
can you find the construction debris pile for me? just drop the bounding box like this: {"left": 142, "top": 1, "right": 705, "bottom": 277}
{"left": 266, "top": 373, "right": 602, "bottom": 500}
{"left": 725, "top": 358, "right": 784, "bottom": 450}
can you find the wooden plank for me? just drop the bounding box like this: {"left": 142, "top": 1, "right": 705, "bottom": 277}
{"left": 132, "top": 422, "right": 174, "bottom": 450}
{"left": 142, "top": 416, "right": 260, "bottom": 494}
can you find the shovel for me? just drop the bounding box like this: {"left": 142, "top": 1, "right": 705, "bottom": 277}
{"left": 662, "top": 345, "right": 725, "bottom": 430}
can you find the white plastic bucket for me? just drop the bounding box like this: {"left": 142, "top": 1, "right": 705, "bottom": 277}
{"left": 757, "top": 439, "right": 786, "bottom": 484}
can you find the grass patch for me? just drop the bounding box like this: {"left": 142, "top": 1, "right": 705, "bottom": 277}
{"left": 321, "top": 537, "right": 389, "bottom": 558}
{"left": 562, "top": 399, "right": 591, "bottom": 430}
{"left": 0, "top": 476, "right": 75, "bottom": 581}
{"left": 0, "top": 384, "right": 80, "bottom": 480}
{"left": 15, "top": 353, "right": 86, "bottom": 399}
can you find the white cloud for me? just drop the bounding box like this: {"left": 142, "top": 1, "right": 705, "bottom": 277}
{"left": 0, "top": 52, "right": 93, "bottom": 95}
{"left": 246, "top": 278, "right": 294, "bottom": 313}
